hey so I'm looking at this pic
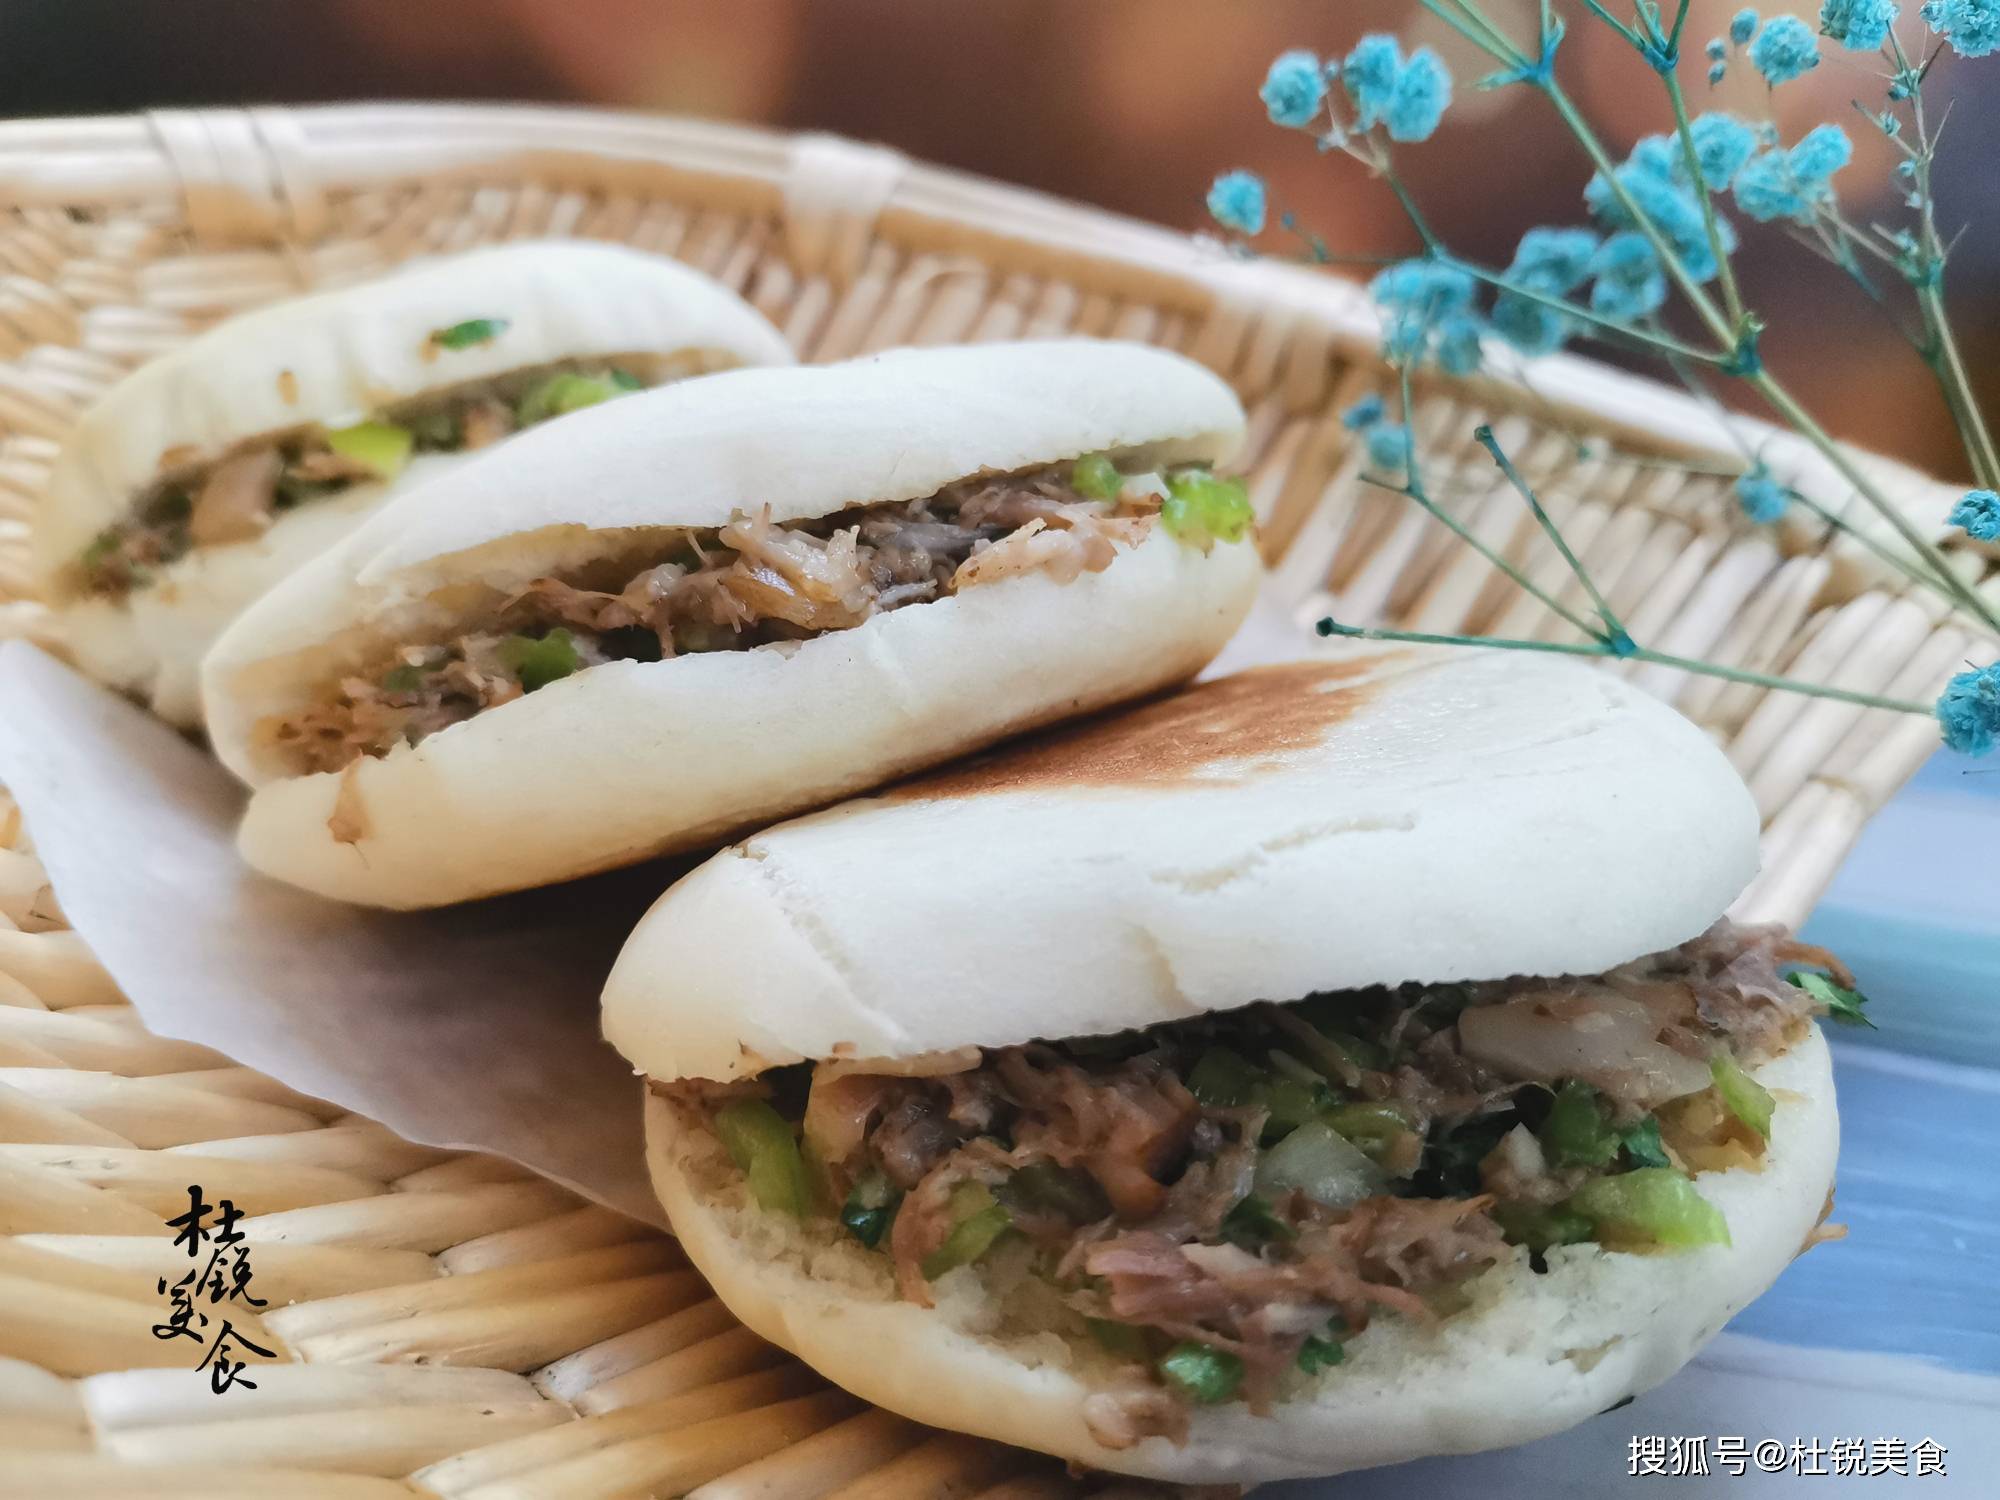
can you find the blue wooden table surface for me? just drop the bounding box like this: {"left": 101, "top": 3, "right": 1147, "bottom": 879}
{"left": 1273, "top": 751, "right": 2000, "bottom": 1495}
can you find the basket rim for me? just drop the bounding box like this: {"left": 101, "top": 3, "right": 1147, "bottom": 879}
{"left": 0, "top": 100, "right": 1969, "bottom": 569}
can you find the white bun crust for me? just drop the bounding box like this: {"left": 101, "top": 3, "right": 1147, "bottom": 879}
{"left": 644, "top": 1025, "right": 1838, "bottom": 1484}
{"left": 41, "top": 240, "right": 791, "bottom": 722}
{"left": 604, "top": 649, "right": 1762, "bottom": 1084}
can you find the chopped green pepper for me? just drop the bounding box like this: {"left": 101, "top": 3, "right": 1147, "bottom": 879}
{"left": 1323, "top": 1102, "right": 1411, "bottom": 1151}
{"left": 1565, "top": 1168, "right": 1731, "bottom": 1250}
{"left": 1789, "top": 971, "right": 1875, "bottom": 1028}
{"left": 1160, "top": 468, "right": 1254, "bottom": 550}
{"left": 920, "top": 1182, "right": 1013, "bottom": 1281}
{"left": 516, "top": 370, "right": 640, "bottom": 425}
{"left": 1157, "top": 1341, "right": 1244, "bottom": 1404}
{"left": 1001, "top": 1162, "right": 1106, "bottom": 1223}
{"left": 497, "top": 629, "right": 583, "bottom": 692}
{"left": 839, "top": 1167, "right": 899, "bottom": 1248}
{"left": 1071, "top": 452, "right": 1123, "bottom": 501}
{"left": 1618, "top": 1115, "right": 1672, "bottom": 1169}
{"left": 1493, "top": 1200, "right": 1596, "bottom": 1253}
{"left": 429, "top": 317, "right": 511, "bottom": 350}
{"left": 380, "top": 664, "right": 426, "bottom": 695}
{"left": 1710, "top": 1052, "right": 1775, "bottom": 1140}
{"left": 1541, "top": 1081, "right": 1621, "bottom": 1168}
{"left": 1257, "top": 1075, "right": 1335, "bottom": 1144}
{"left": 713, "top": 1098, "right": 813, "bottom": 1216}
{"left": 325, "top": 420, "right": 414, "bottom": 480}
{"left": 1188, "top": 1047, "right": 1263, "bottom": 1108}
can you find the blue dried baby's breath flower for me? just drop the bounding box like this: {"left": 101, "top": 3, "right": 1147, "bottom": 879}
{"left": 1707, "top": 38, "right": 1729, "bottom": 59}
{"left": 1732, "top": 8, "right": 1762, "bottom": 42}
{"left": 1936, "top": 661, "right": 2000, "bottom": 755}
{"left": 1386, "top": 48, "right": 1453, "bottom": 142}
{"left": 1732, "top": 154, "right": 1810, "bottom": 222}
{"left": 1584, "top": 145, "right": 1736, "bottom": 283}
{"left": 1709, "top": 60, "right": 1729, "bottom": 82}
{"left": 1751, "top": 15, "right": 1822, "bottom": 82}
{"left": 1371, "top": 258, "right": 1477, "bottom": 314}
{"left": 1342, "top": 35, "right": 1454, "bottom": 141}
{"left": 1734, "top": 466, "right": 1789, "bottom": 524}
{"left": 1923, "top": 0, "right": 2000, "bottom": 56}
{"left": 1341, "top": 394, "right": 1386, "bottom": 430}
{"left": 1821, "top": 0, "right": 1901, "bottom": 47}
{"left": 1262, "top": 49, "right": 1328, "bottom": 128}
{"left": 1691, "top": 113, "right": 1760, "bottom": 190}
{"left": 1490, "top": 294, "right": 1570, "bottom": 356}
{"left": 1207, "top": 170, "right": 1267, "bottom": 235}
{"left": 1372, "top": 259, "right": 1479, "bottom": 365}
{"left": 1588, "top": 233, "right": 1669, "bottom": 320}
{"left": 1791, "top": 122, "right": 1854, "bottom": 181}
{"left": 1733, "top": 125, "right": 1851, "bottom": 223}
{"left": 1342, "top": 35, "right": 1405, "bottom": 131}
{"left": 1509, "top": 226, "right": 1601, "bottom": 294}
{"left": 1366, "top": 423, "right": 1413, "bottom": 474}
{"left": 1434, "top": 312, "right": 1486, "bottom": 375}
{"left": 1950, "top": 489, "right": 2000, "bottom": 541}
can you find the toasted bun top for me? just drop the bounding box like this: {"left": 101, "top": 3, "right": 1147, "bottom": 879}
{"left": 36, "top": 240, "right": 793, "bottom": 581}
{"left": 200, "top": 339, "right": 1247, "bottom": 777}
{"left": 603, "top": 649, "right": 1762, "bottom": 1082}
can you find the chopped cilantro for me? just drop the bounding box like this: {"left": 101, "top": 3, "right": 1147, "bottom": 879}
{"left": 1220, "top": 1193, "right": 1296, "bottom": 1251}
{"left": 1157, "top": 1342, "right": 1243, "bottom": 1404}
{"left": 1297, "top": 1332, "right": 1347, "bottom": 1374}
{"left": 1788, "top": 971, "right": 1875, "bottom": 1028}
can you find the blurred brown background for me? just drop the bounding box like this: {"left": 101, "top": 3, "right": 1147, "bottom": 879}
{"left": 2, "top": 0, "right": 1992, "bottom": 479}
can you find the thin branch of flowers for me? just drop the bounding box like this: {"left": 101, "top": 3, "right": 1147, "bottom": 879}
{"left": 1215, "top": 0, "right": 2000, "bottom": 756}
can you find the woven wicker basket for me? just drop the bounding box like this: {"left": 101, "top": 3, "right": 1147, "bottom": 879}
{"left": 0, "top": 104, "right": 1987, "bottom": 1496}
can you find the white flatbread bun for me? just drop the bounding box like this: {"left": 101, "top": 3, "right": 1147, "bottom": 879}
{"left": 603, "top": 649, "right": 1762, "bottom": 1083}
{"left": 39, "top": 239, "right": 792, "bottom": 723}
{"left": 643, "top": 1026, "right": 1837, "bottom": 1484}
{"left": 202, "top": 340, "right": 1258, "bottom": 908}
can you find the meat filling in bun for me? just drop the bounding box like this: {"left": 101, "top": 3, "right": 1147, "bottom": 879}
{"left": 257, "top": 454, "right": 1243, "bottom": 776}
{"left": 652, "top": 918, "right": 1849, "bottom": 1441}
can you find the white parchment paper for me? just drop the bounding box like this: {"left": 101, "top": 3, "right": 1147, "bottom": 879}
{"left": 0, "top": 641, "right": 680, "bottom": 1224}
{"left": 0, "top": 608, "right": 1315, "bottom": 1228}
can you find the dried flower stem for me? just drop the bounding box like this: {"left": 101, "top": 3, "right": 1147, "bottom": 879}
{"left": 1315, "top": 619, "right": 1933, "bottom": 715}
{"left": 1473, "top": 423, "right": 1629, "bottom": 642}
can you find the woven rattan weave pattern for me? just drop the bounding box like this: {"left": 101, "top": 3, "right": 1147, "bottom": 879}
{"left": 0, "top": 105, "right": 1990, "bottom": 1496}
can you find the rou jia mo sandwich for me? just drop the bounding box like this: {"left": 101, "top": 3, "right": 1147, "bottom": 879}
{"left": 37, "top": 240, "right": 792, "bottom": 724}
{"left": 605, "top": 651, "right": 1852, "bottom": 1485}
{"left": 202, "top": 340, "right": 1261, "bottom": 908}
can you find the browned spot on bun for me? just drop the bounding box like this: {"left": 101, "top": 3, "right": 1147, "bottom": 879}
{"left": 900, "top": 659, "right": 1392, "bottom": 799}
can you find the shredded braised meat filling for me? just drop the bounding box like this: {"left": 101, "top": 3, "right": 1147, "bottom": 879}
{"left": 657, "top": 922, "right": 1860, "bottom": 1438}
{"left": 260, "top": 463, "right": 1169, "bottom": 776}
{"left": 76, "top": 359, "right": 655, "bottom": 600}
